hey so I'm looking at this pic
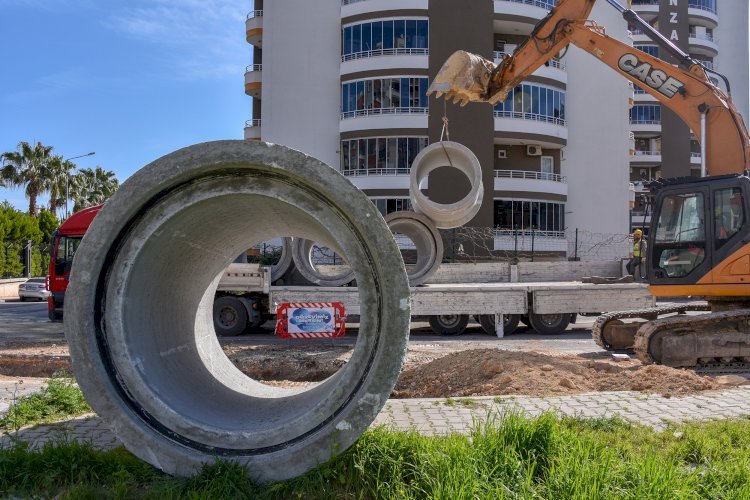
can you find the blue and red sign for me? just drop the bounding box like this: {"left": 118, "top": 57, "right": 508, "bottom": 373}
{"left": 275, "top": 302, "right": 346, "bottom": 338}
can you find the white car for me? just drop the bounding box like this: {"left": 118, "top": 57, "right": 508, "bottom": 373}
{"left": 18, "top": 277, "right": 50, "bottom": 301}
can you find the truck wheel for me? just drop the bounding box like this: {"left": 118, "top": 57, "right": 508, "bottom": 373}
{"left": 528, "top": 313, "right": 570, "bottom": 335}
{"left": 429, "top": 314, "right": 469, "bottom": 335}
{"left": 478, "top": 314, "right": 520, "bottom": 335}
{"left": 213, "top": 296, "right": 248, "bottom": 336}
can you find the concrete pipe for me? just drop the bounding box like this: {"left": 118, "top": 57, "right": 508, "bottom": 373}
{"left": 270, "top": 237, "right": 293, "bottom": 282}
{"left": 65, "top": 140, "right": 410, "bottom": 482}
{"left": 385, "top": 211, "right": 443, "bottom": 286}
{"left": 409, "top": 141, "right": 483, "bottom": 229}
{"left": 291, "top": 238, "right": 356, "bottom": 287}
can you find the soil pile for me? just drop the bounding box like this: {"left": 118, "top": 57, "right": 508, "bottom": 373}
{"left": 393, "top": 349, "right": 736, "bottom": 398}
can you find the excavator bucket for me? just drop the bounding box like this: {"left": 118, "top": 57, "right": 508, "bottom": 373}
{"left": 427, "top": 50, "right": 498, "bottom": 106}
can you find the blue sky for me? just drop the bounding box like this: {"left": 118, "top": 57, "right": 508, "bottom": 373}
{"left": 1, "top": 0, "right": 252, "bottom": 212}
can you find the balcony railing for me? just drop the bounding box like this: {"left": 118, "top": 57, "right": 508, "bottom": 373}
{"left": 630, "top": 119, "right": 661, "bottom": 125}
{"left": 690, "top": 33, "right": 715, "bottom": 43}
{"left": 499, "top": 0, "right": 557, "bottom": 10}
{"left": 245, "top": 64, "right": 262, "bottom": 72}
{"left": 494, "top": 228, "right": 566, "bottom": 239}
{"left": 342, "top": 0, "right": 369, "bottom": 4}
{"left": 691, "top": 152, "right": 702, "bottom": 158}
{"left": 494, "top": 169, "right": 566, "bottom": 183}
{"left": 341, "top": 107, "right": 428, "bottom": 119}
{"left": 342, "top": 167, "right": 411, "bottom": 176}
{"left": 245, "top": 119, "right": 261, "bottom": 127}
{"left": 494, "top": 110, "right": 566, "bottom": 126}
{"left": 342, "top": 48, "right": 429, "bottom": 62}
{"left": 633, "top": 150, "right": 661, "bottom": 156}
{"left": 247, "top": 10, "right": 263, "bottom": 19}
{"left": 494, "top": 51, "right": 565, "bottom": 70}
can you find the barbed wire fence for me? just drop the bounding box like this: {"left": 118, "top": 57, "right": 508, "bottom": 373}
{"left": 0, "top": 240, "right": 51, "bottom": 279}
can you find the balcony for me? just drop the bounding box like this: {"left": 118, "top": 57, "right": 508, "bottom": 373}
{"left": 246, "top": 10, "right": 263, "bottom": 46}
{"left": 341, "top": 48, "right": 429, "bottom": 75}
{"left": 339, "top": 107, "right": 428, "bottom": 133}
{"left": 244, "top": 64, "right": 262, "bottom": 98}
{"left": 630, "top": 150, "right": 661, "bottom": 164}
{"left": 630, "top": 118, "right": 661, "bottom": 134}
{"left": 689, "top": 32, "right": 718, "bottom": 57}
{"left": 494, "top": 169, "right": 568, "bottom": 197}
{"left": 494, "top": 0, "right": 555, "bottom": 34}
{"left": 342, "top": 168, "right": 411, "bottom": 191}
{"left": 341, "top": 0, "right": 428, "bottom": 17}
{"left": 244, "top": 119, "right": 261, "bottom": 140}
{"left": 493, "top": 111, "right": 567, "bottom": 144}
{"left": 494, "top": 51, "right": 566, "bottom": 84}
{"left": 691, "top": 152, "right": 702, "bottom": 165}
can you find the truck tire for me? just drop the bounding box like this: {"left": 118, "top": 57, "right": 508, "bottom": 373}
{"left": 429, "top": 314, "right": 469, "bottom": 335}
{"left": 528, "top": 313, "right": 570, "bottom": 335}
{"left": 213, "top": 296, "right": 248, "bottom": 336}
{"left": 478, "top": 314, "right": 520, "bottom": 335}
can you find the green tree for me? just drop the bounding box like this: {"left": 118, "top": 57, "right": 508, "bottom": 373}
{"left": 0, "top": 202, "right": 45, "bottom": 277}
{"left": 70, "top": 166, "right": 119, "bottom": 212}
{"left": 45, "top": 156, "right": 76, "bottom": 216}
{"left": 0, "top": 141, "right": 55, "bottom": 217}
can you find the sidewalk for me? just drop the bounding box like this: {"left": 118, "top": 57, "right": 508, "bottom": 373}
{"left": 3, "top": 386, "right": 750, "bottom": 452}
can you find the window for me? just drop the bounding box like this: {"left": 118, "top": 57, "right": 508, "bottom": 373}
{"left": 494, "top": 200, "right": 565, "bottom": 232}
{"left": 630, "top": 105, "right": 661, "bottom": 124}
{"left": 342, "top": 18, "right": 428, "bottom": 57}
{"left": 371, "top": 198, "right": 412, "bottom": 216}
{"left": 54, "top": 236, "right": 82, "bottom": 276}
{"left": 494, "top": 84, "right": 565, "bottom": 124}
{"left": 341, "top": 137, "right": 428, "bottom": 174}
{"left": 654, "top": 192, "right": 706, "bottom": 278}
{"left": 714, "top": 187, "right": 744, "bottom": 249}
{"left": 540, "top": 157, "right": 554, "bottom": 180}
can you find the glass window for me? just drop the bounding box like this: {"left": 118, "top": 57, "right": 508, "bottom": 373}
{"left": 377, "top": 139, "right": 387, "bottom": 170}
{"left": 352, "top": 24, "right": 361, "bottom": 53}
{"left": 416, "top": 20, "right": 428, "bottom": 48}
{"left": 364, "top": 80, "right": 373, "bottom": 109}
{"left": 362, "top": 23, "right": 372, "bottom": 51}
{"left": 398, "top": 138, "right": 408, "bottom": 170}
{"left": 391, "top": 79, "right": 400, "bottom": 107}
{"left": 654, "top": 192, "right": 706, "bottom": 278}
{"left": 358, "top": 138, "right": 367, "bottom": 168}
{"left": 356, "top": 81, "right": 364, "bottom": 110}
{"left": 350, "top": 139, "right": 359, "bottom": 170}
{"left": 383, "top": 21, "right": 394, "bottom": 49}
{"left": 54, "top": 236, "right": 82, "bottom": 276}
{"left": 367, "top": 138, "right": 377, "bottom": 169}
{"left": 394, "top": 20, "right": 406, "bottom": 48}
{"left": 539, "top": 87, "right": 547, "bottom": 116}
{"left": 343, "top": 27, "right": 352, "bottom": 55}
{"left": 714, "top": 187, "right": 744, "bottom": 248}
{"left": 405, "top": 20, "right": 417, "bottom": 48}
{"left": 401, "top": 78, "right": 409, "bottom": 107}
{"left": 372, "top": 21, "right": 383, "bottom": 50}
{"left": 387, "top": 138, "right": 398, "bottom": 169}
{"left": 342, "top": 141, "right": 350, "bottom": 171}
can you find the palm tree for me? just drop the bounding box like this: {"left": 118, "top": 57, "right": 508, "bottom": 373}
{"left": 70, "top": 166, "right": 119, "bottom": 212}
{"left": 0, "top": 141, "right": 55, "bottom": 217}
{"left": 45, "top": 155, "right": 76, "bottom": 216}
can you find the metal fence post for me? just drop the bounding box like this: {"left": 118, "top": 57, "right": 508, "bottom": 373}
{"left": 531, "top": 229, "right": 535, "bottom": 261}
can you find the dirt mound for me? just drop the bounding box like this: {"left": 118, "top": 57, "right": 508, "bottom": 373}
{"left": 393, "top": 349, "right": 736, "bottom": 398}
{"left": 224, "top": 344, "right": 348, "bottom": 382}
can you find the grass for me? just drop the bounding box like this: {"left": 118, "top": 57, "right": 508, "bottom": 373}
{"left": 3, "top": 411, "right": 750, "bottom": 498}
{"left": 0, "top": 377, "right": 91, "bottom": 431}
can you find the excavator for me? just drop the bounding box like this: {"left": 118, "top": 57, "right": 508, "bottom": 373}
{"left": 429, "top": 0, "right": 750, "bottom": 367}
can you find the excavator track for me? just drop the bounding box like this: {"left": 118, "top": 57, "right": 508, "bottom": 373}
{"left": 634, "top": 309, "right": 750, "bottom": 367}
{"left": 592, "top": 303, "right": 711, "bottom": 351}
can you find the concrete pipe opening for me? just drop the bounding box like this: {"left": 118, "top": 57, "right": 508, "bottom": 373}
{"left": 65, "top": 140, "right": 410, "bottom": 482}
{"left": 409, "top": 141, "right": 483, "bottom": 229}
{"left": 385, "top": 211, "right": 443, "bottom": 286}
{"left": 291, "top": 238, "right": 355, "bottom": 286}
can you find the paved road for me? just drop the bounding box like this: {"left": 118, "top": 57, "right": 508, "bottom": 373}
{"left": 0, "top": 301, "right": 63, "bottom": 341}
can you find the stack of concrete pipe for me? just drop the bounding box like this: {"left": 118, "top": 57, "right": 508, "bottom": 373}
{"left": 296, "top": 140, "right": 483, "bottom": 287}
{"left": 65, "top": 141, "right": 411, "bottom": 482}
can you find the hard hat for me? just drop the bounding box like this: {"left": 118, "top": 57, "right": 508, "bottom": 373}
{"left": 633, "top": 229, "right": 643, "bottom": 237}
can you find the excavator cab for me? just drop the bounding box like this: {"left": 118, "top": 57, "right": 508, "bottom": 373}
{"left": 648, "top": 175, "right": 750, "bottom": 291}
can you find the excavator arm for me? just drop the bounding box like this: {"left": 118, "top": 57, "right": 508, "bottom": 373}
{"left": 429, "top": 0, "right": 750, "bottom": 175}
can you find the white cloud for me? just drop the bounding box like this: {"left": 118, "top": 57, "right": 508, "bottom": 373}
{"left": 105, "top": 0, "right": 249, "bottom": 80}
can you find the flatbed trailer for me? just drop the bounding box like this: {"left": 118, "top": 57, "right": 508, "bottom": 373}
{"left": 269, "top": 281, "right": 654, "bottom": 336}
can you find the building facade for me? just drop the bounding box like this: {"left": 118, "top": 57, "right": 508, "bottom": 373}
{"left": 245, "top": 0, "right": 748, "bottom": 255}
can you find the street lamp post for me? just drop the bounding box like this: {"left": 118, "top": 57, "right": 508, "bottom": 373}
{"left": 64, "top": 152, "right": 95, "bottom": 218}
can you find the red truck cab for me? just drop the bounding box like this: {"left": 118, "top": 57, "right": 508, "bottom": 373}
{"left": 48, "top": 205, "right": 102, "bottom": 320}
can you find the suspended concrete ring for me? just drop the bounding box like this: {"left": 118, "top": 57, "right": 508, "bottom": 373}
{"left": 385, "top": 211, "right": 444, "bottom": 286}
{"left": 64, "top": 140, "right": 411, "bottom": 482}
{"left": 409, "top": 140, "right": 483, "bottom": 229}
{"left": 291, "top": 237, "right": 356, "bottom": 287}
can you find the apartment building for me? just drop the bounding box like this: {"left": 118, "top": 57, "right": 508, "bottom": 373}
{"left": 243, "top": 0, "right": 746, "bottom": 254}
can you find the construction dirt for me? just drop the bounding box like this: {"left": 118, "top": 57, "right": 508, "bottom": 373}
{"left": 4, "top": 340, "right": 747, "bottom": 398}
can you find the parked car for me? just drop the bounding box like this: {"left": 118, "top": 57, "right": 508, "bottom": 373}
{"left": 18, "top": 277, "right": 51, "bottom": 301}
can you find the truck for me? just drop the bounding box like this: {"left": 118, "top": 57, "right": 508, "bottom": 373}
{"left": 49, "top": 205, "right": 653, "bottom": 336}
{"left": 429, "top": 0, "right": 750, "bottom": 366}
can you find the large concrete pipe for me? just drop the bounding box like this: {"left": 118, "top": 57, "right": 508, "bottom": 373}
{"left": 270, "top": 237, "right": 293, "bottom": 282}
{"left": 65, "top": 140, "right": 410, "bottom": 482}
{"left": 385, "top": 211, "right": 443, "bottom": 286}
{"left": 291, "top": 238, "right": 356, "bottom": 286}
{"left": 409, "top": 141, "right": 483, "bottom": 229}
